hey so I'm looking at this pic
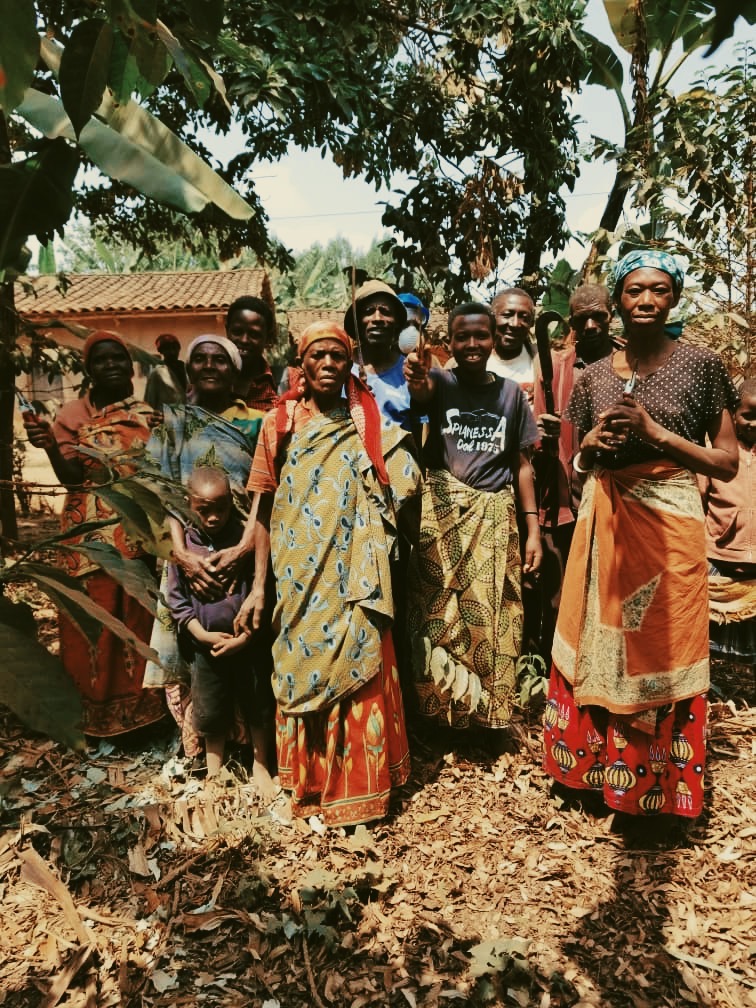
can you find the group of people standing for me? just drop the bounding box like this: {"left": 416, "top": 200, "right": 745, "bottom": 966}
{"left": 23, "top": 251, "right": 754, "bottom": 832}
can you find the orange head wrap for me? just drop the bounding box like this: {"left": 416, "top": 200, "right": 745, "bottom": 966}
{"left": 297, "top": 320, "right": 352, "bottom": 359}
{"left": 82, "top": 330, "right": 130, "bottom": 371}
{"left": 277, "top": 322, "right": 389, "bottom": 485}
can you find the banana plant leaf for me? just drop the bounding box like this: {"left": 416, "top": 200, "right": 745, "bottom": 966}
{"left": 0, "top": 613, "right": 85, "bottom": 752}
{"left": 59, "top": 18, "right": 114, "bottom": 138}
{"left": 20, "top": 36, "right": 255, "bottom": 222}
{"left": 11, "top": 517, "right": 117, "bottom": 556}
{"left": 14, "top": 562, "right": 160, "bottom": 665}
{"left": 52, "top": 542, "right": 159, "bottom": 615}
{"left": 15, "top": 88, "right": 225, "bottom": 218}
{"left": 91, "top": 471, "right": 190, "bottom": 559}
{"left": 0, "top": 0, "right": 39, "bottom": 114}
{"left": 89, "top": 483, "right": 175, "bottom": 560}
{"left": 0, "top": 139, "right": 80, "bottom": 268}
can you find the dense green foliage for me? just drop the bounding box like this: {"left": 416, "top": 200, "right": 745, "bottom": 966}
{"left": 3, "top": 0, "right": 593, "bottom": 296}
{"left": 4, "top": 1, "right": 755, "bottom": 294}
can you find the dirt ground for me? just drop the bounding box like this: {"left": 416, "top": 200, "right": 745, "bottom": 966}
{"left": 1, "top": 515, "right": 754, "bottom": 1008}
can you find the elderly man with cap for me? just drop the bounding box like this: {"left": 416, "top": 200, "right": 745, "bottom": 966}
{"left": 526, "top": 284, "right": 614, "bottom": 663}
{"left": 344, "top": 281, "right": 425, "bottom": 706}
{"left": 238, "top": 320, "right": 422, "bottom": 826}
{"left": 543, "top": 249, "right": 738, "bottom": 827}
{"left": 145, "top": 333, "right": 187, "bottom": 412}
{"left": 23, "top": 330, "right": 166, "bottom": 737}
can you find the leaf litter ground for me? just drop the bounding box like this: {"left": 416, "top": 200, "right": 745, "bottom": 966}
{"left": 2, "top": 519, "right": 755, "bottom": 1008}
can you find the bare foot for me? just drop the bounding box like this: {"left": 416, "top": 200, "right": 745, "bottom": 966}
{"left": 252, "top": 761, "right": 278, "bottom": 804}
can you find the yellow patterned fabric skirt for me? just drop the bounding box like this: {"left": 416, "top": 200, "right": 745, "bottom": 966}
{"left": 408, "top": 469, "right": 523, "bottom": 728}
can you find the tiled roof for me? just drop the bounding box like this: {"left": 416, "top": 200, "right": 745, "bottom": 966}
{"left": 284, "top": 308, "right": 346, "bottom": 341}
{"left": 16, "top": 268, "right": 272, "bottom": 317}
{"left": 285, "top": 307, "right": 450, "bottom": 341}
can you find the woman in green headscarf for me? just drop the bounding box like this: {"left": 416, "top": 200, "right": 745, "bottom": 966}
{"left": 543, "top": 249, "right": 739, "bottom": 824}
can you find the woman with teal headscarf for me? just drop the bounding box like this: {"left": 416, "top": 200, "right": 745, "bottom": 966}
{"left": 543, "top": 249, "right": 739, "bottom": 828}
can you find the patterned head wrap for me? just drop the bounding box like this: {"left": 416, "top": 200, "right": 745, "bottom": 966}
{"left": 82, "top": 330, "right": 130, "bottom": 371}
{"left": 277, "top": 321, "right": 390, "bottom": 486}
{"left": 186, "top": 334, "right": 242, "bottom": 372}
{"left": 612, "top": 250, "right": 685, "bottom": 300}
{"left": 297, "top": 320, "right": 352, "bottom": 359}
{"left": 612, "top": 250, "right": 685, "bottom": 338}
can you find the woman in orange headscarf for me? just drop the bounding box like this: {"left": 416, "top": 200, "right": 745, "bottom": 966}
{"left": 237, "top": 322, "right": 422, "bottom": 826}
{"left": 24, "top": 331, "right": 165, "bottom": 736}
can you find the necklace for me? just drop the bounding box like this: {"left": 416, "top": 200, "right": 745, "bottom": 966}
{"left": 619, "top": 343, "right": 676, "bottom": 384}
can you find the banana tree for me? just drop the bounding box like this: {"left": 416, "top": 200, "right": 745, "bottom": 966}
{"left": 0, "top": 0, "right": 253, "bottom": 537}
{"left": 580, "top": 0, "right": 756, "bottom": 279}
{"left": 1, "top": 446, "right": 190, "bottom": 750}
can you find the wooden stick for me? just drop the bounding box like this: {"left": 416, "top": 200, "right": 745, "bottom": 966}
{"left": 302, "top": 933, "right": 327, "bottom": 1008}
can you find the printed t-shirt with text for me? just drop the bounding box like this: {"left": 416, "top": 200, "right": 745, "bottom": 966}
{"left": 424, "top": 368, "right": 539, "bottom": 492}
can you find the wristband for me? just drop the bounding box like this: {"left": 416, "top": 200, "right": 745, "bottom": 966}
{"left": 521, "top": 511, "right": 538, "bottom": 515}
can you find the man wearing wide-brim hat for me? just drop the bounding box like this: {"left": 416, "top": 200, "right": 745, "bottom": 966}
{"left": 343, "top": 280, "right": 418, "bottom": 432}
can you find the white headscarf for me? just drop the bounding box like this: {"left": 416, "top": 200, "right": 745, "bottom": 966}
{"left": 186, "top": 334, "right": 242, "bottom": 372}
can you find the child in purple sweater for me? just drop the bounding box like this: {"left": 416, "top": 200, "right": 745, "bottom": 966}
{"left": 166, "top": 466, "right": 274, "bottom": 794}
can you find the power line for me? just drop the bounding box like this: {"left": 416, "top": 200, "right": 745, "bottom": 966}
{"left": 268, "top": 193, "right": 614, "bottom": 223}
{"left": 269, "top": 210, "right": 386, "bottom": 221}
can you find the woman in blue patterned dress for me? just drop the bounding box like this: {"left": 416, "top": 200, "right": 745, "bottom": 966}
{"left": 144, "top": 336, "right": 264, "bottom": 764}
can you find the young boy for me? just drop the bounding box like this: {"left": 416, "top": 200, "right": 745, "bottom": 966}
{"left": 403, "top": 302, "right": 542, "bottom": 733}
{"left": 165, "top": 466, "right": 275, "bottom": 795}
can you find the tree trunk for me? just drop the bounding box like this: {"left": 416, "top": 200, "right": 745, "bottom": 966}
{"left": 0, "top": 112, "right": 18, "bottom": 539}
{"left": 0, "top": 282, "right": 18, "bottom": 541}
{"left": 582, "top": 0, "right": 650, "bottom": 283}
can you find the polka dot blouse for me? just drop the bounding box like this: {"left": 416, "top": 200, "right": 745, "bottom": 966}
{"left": 565, "top": 343, "right": 738, "bottom": 469}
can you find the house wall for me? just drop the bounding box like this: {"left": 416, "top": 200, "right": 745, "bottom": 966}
{"left": 21, "top": 309, "right": 230, "bottom": 402}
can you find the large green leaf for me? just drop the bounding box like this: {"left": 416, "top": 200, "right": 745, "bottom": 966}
{"left": 0, "top": 0, "right": 39, "bottom": 114}
{"left": 0, "top": 139, "right": 80, "bottom": 270}
{"left": 106, "top": 30, "right": 144, "bottom": 105}
{"left": 37, "top": 242, "right": 57, "bottom": 275}
{"left": 91, "top": 481, "right": 176, "bottom": 560}
{"left": 647, "top": 1, "right": 716, "bottom": 52}
{"left": 16, "top": 37, "right": 256, "bottom": 222}
{"left": 55, "top": 542, "right": 159, "bottom": 615}
{"left": 130, "top": 21, "right": 173, "bottom": 90}
{"left": 0, "top": 619, "right": 85, "bottom": 752}
{"left": 59, "top": 19, "right": 114, "bottom": 138}
{"left": 154, "top": 20, "right": 213, "bottom": 107}
{"left": 15, "top": 562, "right": 160, "bottom": 665}
{"left": 185, "top": 0, "right": 226, "bottom": 39}
{"left": 602, "top": 0, "right": 639, "bottom": 53}
{"left": 604, "top": 0, "right": 717, "bottom": 55}
{"left": 582, "top": 32, "right": 624, "bottom": 94}
{"left": 705, "top": 1, "right": 756, "bottom": 53}
{"left": 15, "top": 88, "right": 246, "bottom": 218}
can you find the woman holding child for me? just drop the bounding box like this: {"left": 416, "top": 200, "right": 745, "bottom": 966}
{"left": 144, "top": 335, "right": 271, "bottom": 780}
{"left": 237, "top": 320, "right": 422, "bottom": 826}
{"left": 543, "top": 249, "right": 739, "bottom": 822}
